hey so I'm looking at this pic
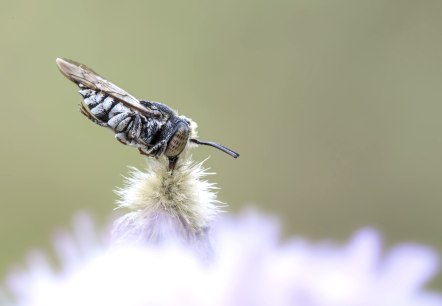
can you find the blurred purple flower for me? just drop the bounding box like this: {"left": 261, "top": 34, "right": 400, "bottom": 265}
{"left": 2, "top": 211, "right": 441, "bottom": 306}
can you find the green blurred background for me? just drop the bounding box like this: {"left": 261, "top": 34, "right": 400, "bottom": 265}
{"left": 2, "top": 0, "right": 442, "bottom": 285}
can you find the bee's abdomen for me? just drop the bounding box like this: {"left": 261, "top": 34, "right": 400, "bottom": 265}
{"left": 79, "top": 86, "right": 130, "bottom": 122}
{"left": 76, "top": 85, "right": 168, "bottom": 153}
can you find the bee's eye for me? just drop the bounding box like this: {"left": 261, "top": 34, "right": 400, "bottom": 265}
{"left": 165, "top": 122, "right": 190, "bottom": 158}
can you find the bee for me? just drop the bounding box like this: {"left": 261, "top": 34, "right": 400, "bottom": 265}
{"left": 56, "top": 58, "right": 239, "bottom": 171}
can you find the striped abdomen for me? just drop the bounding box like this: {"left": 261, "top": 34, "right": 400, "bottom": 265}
{"left": 78, "top": 85, "right": 163, "bottom": 147}
{"left": 79, "top": 86, "right": 130, "bottom": 124}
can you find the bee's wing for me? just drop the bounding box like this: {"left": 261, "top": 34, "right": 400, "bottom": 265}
{"left": 56, "top": 58, "right": 162, "bottom": 118}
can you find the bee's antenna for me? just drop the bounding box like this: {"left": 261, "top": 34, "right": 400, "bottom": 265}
{"left": 190, "top": 139, "right": 239, "bottom": 158}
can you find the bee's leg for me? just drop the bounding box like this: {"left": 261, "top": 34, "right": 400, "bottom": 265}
{"left": 115, "top": 132, "right": 130, "bottom": 145}
{"left": 138, "top": 147, "right": 153, "bottom": 157}
{"left": 146, "top": 140, "right": 167, "bottom": 157}
{"left": 129, "top": 114, "right": 142, "bottom": 140}
{"left": 79, "top": 104, "right": 108, "bottom": 127}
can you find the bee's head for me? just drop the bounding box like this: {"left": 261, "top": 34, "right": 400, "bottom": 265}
{"left": 165, "top": 116, "right": 239, "bottom": 172}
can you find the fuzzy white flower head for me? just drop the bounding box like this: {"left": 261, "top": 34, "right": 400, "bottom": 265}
{"left": 2, "top": 212, "right": 441, "bottom": 306}
{"left": 112, "top": 148, "right": 221, "bottom": 247}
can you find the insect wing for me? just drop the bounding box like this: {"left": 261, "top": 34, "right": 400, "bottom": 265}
{"left": 56, "top": 58, "right": 162, "bottom": 119}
